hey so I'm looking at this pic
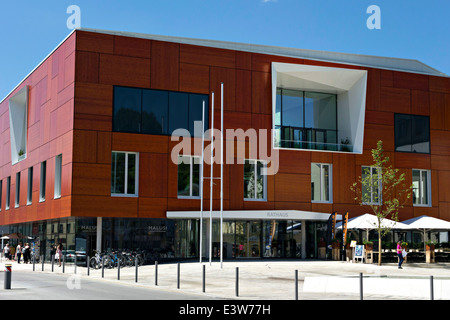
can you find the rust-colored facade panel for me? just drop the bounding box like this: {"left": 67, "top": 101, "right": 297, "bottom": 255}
{"left": 99, "top": 54, "right": 151, "bottom": 88}
{"left": 151, "top": 40, "right": 179, "bottom": 91}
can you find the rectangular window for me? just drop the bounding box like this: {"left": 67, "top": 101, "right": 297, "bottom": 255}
{"left": 15, "top": 172, "right": 20, "bottom": 208}
{"left": 111, "top": 151, "right": 139, "bottom": 196}
{"left": 361, "top": 166, "right": 381, "bottom": 205}
{"left": 113, "top": 86, "right": 209, "bottom": 137}
{"left": 275, "top": 88, "right": 338, "bottom": 151}
{"left": 40, "top": 161, "right": 46, "bottom": 202}
{"left": 6, "top": 176, "right": 11, "bottom": 210}
{"left": 27, "top": 167, "right": 33, "bottom": 205}
{"left": 311, "top": 163, "right": 332, "bottom": 203}
{"left": 394, "top": 114, "right": 430, "bottom": 153}
{"left": 177, "top": 155, "right": 200, "bottom": 198}
{"left": 54, "top": 154, "right": 62, "bottom": 199}
{"left": 244, "top": 159, "right": 267, "bottom": 200}
{"left": 0, "top": 180, "right": 2, "bottom": 211}
{"left": 412, "top": 169, "right": 431, "bottom": 206}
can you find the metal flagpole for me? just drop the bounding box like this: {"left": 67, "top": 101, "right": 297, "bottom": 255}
{"left": 209, "top": 92, "right": 214, "bottom": 266}
{"left": 199, "top": 100, "right": 205, "bottom": 264}
{"left": 220, "top": 83, "right": 224, "bottom": 269}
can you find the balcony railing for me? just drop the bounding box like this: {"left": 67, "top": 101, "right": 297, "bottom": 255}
{"left": 274, "top": 126, "right": 353, "bottom": 152}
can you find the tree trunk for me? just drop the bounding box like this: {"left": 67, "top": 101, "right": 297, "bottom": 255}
{"left": 378, "top": 235, "right": 382, "bottom": 266}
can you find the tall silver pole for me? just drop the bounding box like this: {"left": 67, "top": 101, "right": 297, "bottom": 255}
{"left": 220, "top": 83, "right": 224, "bottom": 269}
{"left": 199, "top": 100, "right": 205, "bottom": 264}
{"left": 209, "top": 92, "right": 214, "bottom": 266}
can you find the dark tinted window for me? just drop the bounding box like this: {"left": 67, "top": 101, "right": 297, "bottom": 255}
{"left": 113, "top": 87, "right": 142, "bottom": 133}
{"left": 394, "top": 114, "right": 430, "bottom": 153}
{"left": 169, "top": 92, "right": 189, "bottom": 135}
{"left": 142, "top": 90, "right": 168, "bottom": 135}
{"left": 189, "top": 93, "right": 209, "bottom": 137}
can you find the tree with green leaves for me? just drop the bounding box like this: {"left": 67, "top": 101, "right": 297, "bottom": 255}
{"left": 350, "top": 140, "right": 413, "bottom": 266}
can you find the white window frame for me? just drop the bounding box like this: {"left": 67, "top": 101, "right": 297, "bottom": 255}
{"left": 111, "top": 151, "right": 139, "bottom": 197}
{"left": 311, "top": 163, "right": 333, "bottom": 203}
{"left": 361, "top": 165, "right": 382, "bottom": 205}
{"left": 177, "top": 155, "right": 201, "bottom": 199}
{"left": 412, "top": 169, "right": 431, "bottom": 207}
{"left": 54, "top": 154, "right": 62, "bottom": 199}
{"left": 244, "top": 159, "right": 267, "bottom": 201}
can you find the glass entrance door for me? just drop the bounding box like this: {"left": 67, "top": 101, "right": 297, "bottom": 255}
{"left": 235, "top": 221, "right": 261, "bottom": 258}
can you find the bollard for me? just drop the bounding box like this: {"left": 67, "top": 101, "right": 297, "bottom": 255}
{"left": 42, "top": 254, "right": 44, "bottom": 271}
{"left": 202, "top": 264, "right": 206, "bottom": 293}
{"left": 430, "top": 276, "right": 434, "bottom": 300}
{"left": 359, "top": 273, "right": 363, "bottom": 300}
{"left": 33, "top": 255, "right": 35, "bottom": 272}
{"left": 102, "top": 258, "right": 105, "bottom": 278}
{"left": 74, "top": 255, "right": 77, "bottom": 274}
{"left": 155, "top": 261, "right": 158, "bottom": 286}
{"left": 87, "top": 256, "right": 90, "bottom": 276}
{"left": 52, "top": 255, "right": 55, "bottom": 272}
{"left": 118, "top": 258, "right": 120, "bottom": 280}
{"left": 295, "top": 270, "right": 298, "bottom": 300}
{"left": 4, "top": 264, "right": 12, "bottom": 289}
{"left": 135, "top": 257, "right": 138, "bottom": 283}
{"left": 63, "top": 255, "right": 65, "bottom": 273}
{"left": 236, "top": 267, "right": 239, "bottom": 297}
{"left": 177, "top": 263, "right": 180, "bottom": 289}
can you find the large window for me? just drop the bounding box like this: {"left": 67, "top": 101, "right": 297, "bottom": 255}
{"left": 54, "top": 154, "right": 62, "bottom": 199}
{"left": 244, "top": 160, "right": 267, "bottom": 200}
{"left": 275, "top": 88, "right": 337, "bottom": 151}
{"left": 412, "top": 169, "right": 431, "bottom": 206}
{"left": 113, "top": 86, "right": 209, "bottom": 137}
{"left": 177, "top": 155, "right": 200, "bottom": 198}
{"left": 394, "top": 114, "right": 430, "bottom": 154}
{"left": 361, "top": 166, "right": 381, "bottom": 205}
{"left": 15, "top": 172, "right": 20, "bottom": 208}
{"left": 40, "top": 161, "right": 46, "bottom": 202}
{"left": 111, "top": 152, "right": 139, "bottom": 196}
{"left": 311, "top": 163, "right": 332, "bottom": 203}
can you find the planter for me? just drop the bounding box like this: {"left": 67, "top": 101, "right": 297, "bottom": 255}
{"left": 426, "top": 244, "right": 435, "bottom": 263}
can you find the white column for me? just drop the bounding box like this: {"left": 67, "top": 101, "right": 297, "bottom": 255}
{"left": 96, "top": 217, "right": 102, "bottom": 252}
{"left": 301, "top": 220, "right": 306, "bottom": 259}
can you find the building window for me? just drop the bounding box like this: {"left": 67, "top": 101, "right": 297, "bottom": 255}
{"left": 177, "top": 155, "right": 200, "bottom": 198}
{"left": 6, "top": 176, "right": 11, "bottom": 210}
{"left": 0, "top": 180, "right": 2, "bottom": 211}
{"left": 412, "top": 169, "right": 431, "bottom": 206}
{"left": 111, "top": 151, "right": 139, "bottom": 196}
{"left": 361, "top": 166, "right": 381, "bottom": 205}
{"left": 113, "top": 86, "right": 209, "bottom": 137}
{"left": 244, "top": 159, "right": 267, "bottom": 200}
{"left": 394, "top": 114, "right": 430, "bottom": 154}
{"left": 311, "top": 163, "right": 332, "bottom": 203}
{"left": 27, "top": 167, "right": 33, "bottom": 205}
{"left": 275, "top": 88, "right": 338, "bottom": 151}
{"left": 40, "top": 161, "right": 46, "bottom": 202}
{"left": 15, "top": 172, "right": 20, "bottom": 208}
{"left": 54, "top": 154, "right": 62, "bottom": 199}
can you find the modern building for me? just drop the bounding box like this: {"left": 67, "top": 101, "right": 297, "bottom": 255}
{"left": 1, "top": 28, "right": 449, "bottom": 262}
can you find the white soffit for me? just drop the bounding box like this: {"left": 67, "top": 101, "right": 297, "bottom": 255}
{"left": 167, "top": 210, "right": 341, "bottom": 221}
{"left": 273, "top": 62, "right": 367, "bottom": 93}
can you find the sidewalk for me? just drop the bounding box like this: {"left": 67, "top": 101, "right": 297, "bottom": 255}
{"left": 1, "top": 259, "right": 449, "bottom": 300}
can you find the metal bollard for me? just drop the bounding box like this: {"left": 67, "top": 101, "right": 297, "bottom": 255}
{"left": 63, "top": 255, "right": 65, "bottom": 273}
{"left": 155, "top": 261, "right": 158, "bottom": 286}
{"left": 202, "top": 264, "right": 206, "bottom": 293}
{"left": 360, "top": 273, "right": 363, "bottom": 300}
{"left": 52, "top": 255, "right": 55, "bottom": 272}
{"left": 4, "top": 264, "right": 12, "bottom": 289}
{"left": 102, "top": 258, "right": 105, "bottom": 278}
{"left": 236, "top": 267, "right": 239, "bottom": 297}
{"left": 135, "top": 257, "right": 138, "bottom": 283}
{"left": 118, "top": 258, "right": 120, "bottom": 280}
{"left": 33, "top": 255, "right": 35, "bottom": 272}
{"left": 87, "top": 256, "right": 90, "bottom": 276}
{"left": 177, "top": 263, "right": 180, "bottom": 289}
{"left": 295, "top": 270, "right": 298, "bottom": 300}
{"left": 74, "top": 255, "right": 77, "bottom": 274}
{"left": 430, "top": 275, "right": 434, "bottom": 300}
{"left": 42, "top": 254, "right": 44, "bottom": 271}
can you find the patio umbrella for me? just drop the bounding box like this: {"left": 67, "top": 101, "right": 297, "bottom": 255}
{"left": 4, "top": 233, "right": 24, "bottom": 239}
{"left": 401, "top": 215, "right": 450, "bottom": 250}
{"left": 336, "top": 213, "right": 408, "bottom": 241}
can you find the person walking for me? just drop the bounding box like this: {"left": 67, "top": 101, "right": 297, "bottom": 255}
{"left": 56, "top": 243, "right": 63, "bottom": 267}
{"left": 23, "top": 243, "right": 31, "bottom": 264}
{"left": 397, "top": 241, "right": 404, "bottom": 269}
{"left": 16, "top": 242, "right": 22, "bottom": 263}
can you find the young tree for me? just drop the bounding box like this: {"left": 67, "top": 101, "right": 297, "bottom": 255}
{"left": 350, "top": 140, "right": 412, "bottom": 265}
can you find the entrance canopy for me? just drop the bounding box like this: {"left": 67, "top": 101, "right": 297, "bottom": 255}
{"left": 167, "top": 210, "right": 341, "bottom": 221}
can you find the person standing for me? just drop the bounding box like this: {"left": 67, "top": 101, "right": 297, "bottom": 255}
{"left": 56, "top": 243, "right": 63, "bottom": 267}
{"left": 16, "top": 242, "right": 22, "bottom": 263}
{"left": 3, "top": 243, "right": 11, "bottom": 260}
{"left": 397, "top": 241, "right": 404, "bottom": 269}
{"left": 23, "top": 243, "right": 31, "bottom": 264}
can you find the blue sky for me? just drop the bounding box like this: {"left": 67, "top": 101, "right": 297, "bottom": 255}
{"left": 1, "top": 0, "right": 449, "bottom": 100}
